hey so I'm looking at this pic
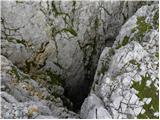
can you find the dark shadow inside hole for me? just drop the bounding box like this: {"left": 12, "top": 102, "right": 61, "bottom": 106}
{"left": 63, "top": 37, "right": 115, "bottom": 112}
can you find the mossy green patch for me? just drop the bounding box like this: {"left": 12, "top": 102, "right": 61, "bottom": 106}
{"left": 115, "top": 43, "right": 122, "bottom": 49}
{"left": 116, "top": 15, "right": 155, "bottom": 49}
{"left": 16, "top": 39, "right": 27, "bottom": 46}
{"left": 62, "top": 28, "right": 77, "bottom": 36}
{"left": 153, "top": 10, "right": 159, "bottom": 30}
{"left": 136, "top": 16, "right": 152, "bottom": 42}
{"left": 122, "top": 36, "right": 129, "bottom": 46}
{"left": 11, "top": 66, "right": 20, "bottom": 80}
{"left": 51, "top": 1, "right": 70, "bottom": 19}
{"left": 155, "top": 52, "right": 159, "bottom": 59}
{"left": 46, "top": 70, "right": 64, "bottom": 86}
{"left": 115, "top": 36, "right": 129, "bottom": 49}
{"left": 132, "top": 73, "right": 159, "bottom": 119}
{"left": 16, "top": 0, "right": 24, "bottom": 3}
{"left": 137, "top": 16, "right": 152, "bottom": 33}
{"left": 7, "top": 37, "right": 28, "bottom": 47}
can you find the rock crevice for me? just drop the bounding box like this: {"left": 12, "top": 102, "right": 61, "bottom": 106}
{"left": 1, "top": 0, "right": 158, "bottom": 119}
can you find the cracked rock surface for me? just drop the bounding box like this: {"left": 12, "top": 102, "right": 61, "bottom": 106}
{"left": 1, "top": 0, "right": 159, "bottom": 119}
{"left": 1, "top": 55, "right": 79, "bottom": 118}
{"left": 81, "top": 4, "right": 159, "bottom": 119}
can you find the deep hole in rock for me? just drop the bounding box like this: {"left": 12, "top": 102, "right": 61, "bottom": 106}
{"left": 63, "top": 37, "right": 115, "bottom": 112}
{"left": 64, "top": 68, "right": 96, "bottom": 112}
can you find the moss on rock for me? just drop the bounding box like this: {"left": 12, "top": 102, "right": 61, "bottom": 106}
{"left": 132, "top": 73, "right": 159, "bottom": 119}
{"left": 46, "top": 70, "right": 64, "bottom": 86}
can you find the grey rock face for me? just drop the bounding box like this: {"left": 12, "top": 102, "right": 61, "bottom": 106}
{"left": 80, "top": 93, "right": 112, "bottom": 119}
{"left": 81, "top": 4, "right": 159, "bottom": 119}
{"left": 0, "top": 55, "right": 79, "bottom": 118}
{"left": 1, "top": 1, "right": 150, "bottom": 103}
{"left": 1, "top": 0, "right": 158, "bottom": 119}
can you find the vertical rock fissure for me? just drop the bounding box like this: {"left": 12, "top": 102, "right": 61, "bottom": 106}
{"left": 63, "top": 37, "right": 115, "bottom": 112}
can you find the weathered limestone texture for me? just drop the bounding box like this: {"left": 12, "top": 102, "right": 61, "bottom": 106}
{"left": 81, "top": 4, "right": 159, "bottom": 119}
{"left": 1, "top": 0, "right": 158, "bottom": 119}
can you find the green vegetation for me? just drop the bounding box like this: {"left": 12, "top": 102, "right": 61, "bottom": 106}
{"left": 25, "top": 60, "right": 37, "bottom": 73}
{"left": 136, "top": 16, "right": 152, "bottom": 42}
{"left": 50, "top": 2, "right": 78, "bottom": 37}
{"left": 115, "top": 36, "right": 129, "bottom": 49}
{"left": 46, "top": 70, "right": 64, "bottom": 86}
{"left": 9, "top": 65, "right": 30, "bottom": 82}
{"left": 122, "top": 36, "right": 129, "bottom": 46}
{"left": 15, "top": 39, "right": 27, "bottom": 45}
{"left": 16, "top": 0, "right": 24, "bottom": 3}
{"left": 132, "top": 73, "right": 159, "bottom": 119}
{"left": 51, "top": 1, "right": 71, "bottom": 22}
{"left": 11, "top": 66, "right": 20, "bottom": 80}
{"left": 116, "top": 14, "right": 156, "bottom": 49}
{"left": 155, "top": 52, "right": 159, "bottom": 59}
{"left": 7, "top": 37, "right": 28, "bottom": 47}
{"left": 62, "top": 28, "right": 77, "bottom": 36}
{"left": 129, "top": 59, "right": 141, "bottom": 70}
{"left": 51, "top": 1, "right": 63, "bottom": 17}
{"left": 137, "top": 16, "right": 152, "bottom": 33}
{"left": 153, "top": 10, "right": 159, "bottom": 29}
{"left": 115, "top": 43, "right": 122, "bottom": 49}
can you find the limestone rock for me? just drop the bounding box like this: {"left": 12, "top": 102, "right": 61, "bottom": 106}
{"left": 1, "top": 1, "right": 151, "bottom": 100}
{"left": 1, "top": 0, "right": 158, "bottom": 119}
{"left": 80, "top": 93, "right": 112, "bottom": 119}
{"left": 81, "top": 4, "right": 159, "bottom": 119}
{"left": 0, "top": 55, "right": 79, "bottom": 118}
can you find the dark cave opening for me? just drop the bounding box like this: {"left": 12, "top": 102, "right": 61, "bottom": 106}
{"left": 63, "top": 37, "right": 115, "bottom": 113}
{"left": 63, "top": 73, "right": 95, "bottom": 112}
{"left": 63, "top": 57, "right": 101, "bottom": 112}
